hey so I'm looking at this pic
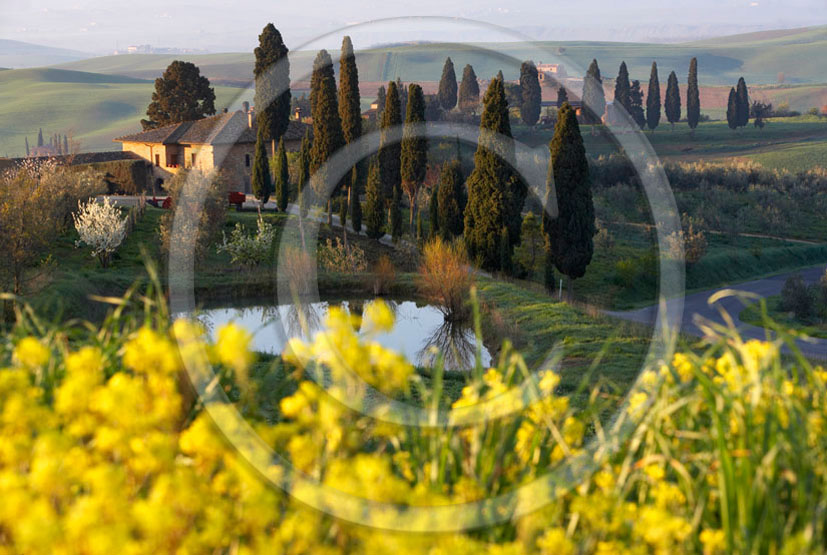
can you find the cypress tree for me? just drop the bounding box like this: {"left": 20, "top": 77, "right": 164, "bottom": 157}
{"left": 629, "top": 80, "right": 646, "bottom": 129}
{"left": 437, "top": 160, "right": 465, "bottom": 238}
{"left": 338, "top": 36, "right": 363, "bottom": 237}
{"left": 379, "top": 81, "right": 402, "bottom": 201}
{"left": 401, "top": 83, "right": 428, "bottom": 233}
{"left": 252, "top": 124, "right": 273, "bottom": 205}
{"left": 338, "top": 36, "right": 362, "bottom": 145}
{"left": 309, "top": 50, "right": 345, "bottom": 213}
{"left": 350, "top": 166, "right": 362, "bottom": 233}
{"left": 544, "top": 103, "right": 595, "bottom": 280}
{"left": 375, "top": 85, "right": 386, "bottom": 116}
{"left": 437, "top": 57, "right": 458, "bottom": 111}
{"left": 458, "top": 64, "right": 480, "bottom": 113}
{"left": 253, "top": 24, "right": 291, "bottom": 154}
{"left": 726, "top": 88, "right": 738, "bottom": 130}
{"left": 665, "top": 71, "right": 681, "bottom": 130}
{"left": 519, "top": 60, "right": 541, "bottom": 126}
{"left": 499, "top": 227, "right": 513, "bottom": 275}
{"left": 416, "top": 210, "right": 424, "bottom": 241}
{"left": 24, "top": 137, "right": 29, "bottom": 157}
{"left": 37, "top": 128, "right": 43, "bottom": 147}
{"left": 364, "top": 160, "right": 385, "bottom": 239}
{"left": 543, "top": 238, "right": 556, "bottom": 294}
{"left": 396, "top": 78, "right": 408, "bottom": 121}
{"left": 581, "top": 59, "right": 605, "bottom": 126}
{"left": 686, "top": 57, "right": 700, "bottom": 132}
{"left": 390, "top": 184, "right": 402, "bottom": 242}
{"left": 429, "top": 185, "right": 439, "bottom": 238}
{"left": 63, "top": 135, "right": 68, "bottom": 155}
{"left": 614, "top": 61, "right": 631, "bottom": 117}
{"left": 338, "top": 191, "right": 347, "bottom": 229}
{"left": 736, "top": 77, "right": 749, "bottom": 127}
{"left": 464, "top": 74, "right": 520, "bottom": 271}
{"left": 297, "top": 129, "right": 311, "bottom": 215}
{"left": 646, "top": 61, "right": 661, "bottom": 131}
{"left": 557, "top": 86, "right": 568, "bottom": 107}
{"left": 274, "top": 137, "right": 288, "bottom": 212}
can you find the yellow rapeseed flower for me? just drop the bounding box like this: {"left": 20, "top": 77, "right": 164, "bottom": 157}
{"left": 215, "top": 322, "right": 254, "bottom": 375}
{"left": 13, "top": 337, "right": 49, "bottom": 368}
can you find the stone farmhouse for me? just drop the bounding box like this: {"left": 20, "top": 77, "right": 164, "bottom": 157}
{"left": 114, "top": 109, "right": 310, "bottom": 193}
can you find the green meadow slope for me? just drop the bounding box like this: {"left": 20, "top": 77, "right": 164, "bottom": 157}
{"left": 53, "top": 25, "right": 827, "bottom": 87}
{"left": 0, "top": 68, "right": 252, "bottom": 156}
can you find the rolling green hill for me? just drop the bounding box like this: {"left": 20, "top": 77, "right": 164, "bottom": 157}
{"left": 0, "top": 39, "right": 91, "bottom": 69}
{"left": 0, "top": 68, "right": 252, "bottom": 157}
{"left": 53, "top": 25, "right": 827, "bottom": 87}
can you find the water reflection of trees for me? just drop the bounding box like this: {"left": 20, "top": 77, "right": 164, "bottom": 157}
{"left": 279, "top": 302, "right": 324, "bottom": 341}
{"left": 417, "top": 320, "right": 480, "bottom": 371}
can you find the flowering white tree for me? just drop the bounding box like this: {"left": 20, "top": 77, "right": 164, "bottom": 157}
{"left": 73, "top": 197, "right": 127, "bottom": 268}
{"left": 217, "top": 214, "right": 276, "bottom": 268}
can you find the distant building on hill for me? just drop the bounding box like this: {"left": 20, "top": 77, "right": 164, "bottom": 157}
{"left": 536, "top": 62, "right": 568, "bottom": 83}
{"left": 114, "top": 109, "right": 310, "bottom": 193}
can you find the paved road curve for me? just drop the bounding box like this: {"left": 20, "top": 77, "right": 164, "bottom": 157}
{"left": 605, "top": 264, "right": 827, "bottom": 360}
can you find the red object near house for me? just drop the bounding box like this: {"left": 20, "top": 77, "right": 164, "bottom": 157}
{"left": 228, "top": 191, "right": 246, "bottom": 210}
{"left": 161, "top": 197, "right": 172, "bottom": 209}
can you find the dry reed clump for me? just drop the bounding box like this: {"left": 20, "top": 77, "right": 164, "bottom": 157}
{"left": 281, "top": 245, "right": 314, "bottom": 295}
{"left": 417, "top": 237, "right": 474, "bottom": 321}
{"left": 372, "top": 255, "right": 396, "bottom": 296}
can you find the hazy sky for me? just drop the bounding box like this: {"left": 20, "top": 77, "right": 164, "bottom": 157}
{"left": 1, "top": 0, "right": 825, "bottom": 53}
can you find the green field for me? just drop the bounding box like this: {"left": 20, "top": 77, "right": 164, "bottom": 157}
{"left": 740, "top": 294, "right": 827, "bottom": 339}
{"left": 746, "top": 139, "right": 827, "bottom": 172}
{"left": 0, "top": 68, "right": 253, "bottom": 157}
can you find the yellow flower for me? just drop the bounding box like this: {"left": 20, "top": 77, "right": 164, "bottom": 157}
{"left": 700, "top": 528, "right": 726, "bottom": 554}
{"left": 215, "top": 322, "right": 254, "bottom": 375}
{"left": 362, "top": 301, "right": 395, "bottom": 333}
{"left": 13, "top": 337, "right": 49, "bottom": 368}
{"left": 627, "top": 391, "right": 648, "bottom": 418}
{"left": 644, "top": 464, "right": 665, "bottom": 482}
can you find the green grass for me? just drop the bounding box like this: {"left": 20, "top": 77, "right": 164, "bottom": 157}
{"left": 0, "top": 68, "right": 253, "bottom": 157}
{"left": 539, "top": 222, "right": 827, "bottom": 310}
{"left": 740, "top": 295, "right": 827, "bottom": 339}
{"left": 746, "top": 138, "right": 827, "bottom": 172}
{"left": 513, "top": 116, "right": 827, "bottom": 168}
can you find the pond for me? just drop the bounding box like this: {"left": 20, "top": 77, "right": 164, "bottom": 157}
{"left": 184, "top": 299, "right": 492, "bottom": 371}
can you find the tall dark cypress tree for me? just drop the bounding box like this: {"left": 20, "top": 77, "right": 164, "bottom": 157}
{"left": 375, "top": 85, "right": 386, "bottom": 117}
{"left": 364, "top": 160, "right": 385, "bottom": 239}
{"left": 646, "top": 61, "right": 661, "bottom": 131}
{"left": 686, "top": 57, "right": 700, "bottom": 133}
{"left": 726, "top": 87, "right": 738, "bottom": 130}
{"left": 349, "top": 166, "right": 362, "bottom": 233}
{"left": 396, "top": 78, "right": 408, "bottom": 121}
{"left": 401, "top": 83, "right": 428, "bottom": 233}
{"left": 519, "top": 60, "right": 541, "bottom": 126}
{"left": 665, "top": 71, "right": 681, "bottom": 130}
{"left": 297, "top": 129, "right": 311, "bottom": 215}
{"left": 309, "top": 50, "right": 345, "bottom": 215}
{"left": 614, "top": 61, "right": 631, "bottom": 118}
{"left": 338, "top": 35, "right": 363, "bottom": 238}
{"left": 254, "top": 24, "right": 291, "bottom": 155}
{"left": 252, "top": 124, "right": 273, "bottom": 205}
{"left": 557, "top": 86, "right": 568, "bottom": 107}
{"left": 274, "top": 137, "right": 289, "bottom": 212}
{"left": 37, "top": 128, "right": 43, "bottom": 147}
{"left": 437, "top": 57, "right": 458, "bottom": 111}
{"left": 582, "top": 60, "right": 606, "bottom": 127}
{"left": 736, "top": 77, "right": 749, "bottom": 127}
{"left": 379, "top": 81, "right": 402, "bottom": 202}
{"left": 464, "top": 74, "right": 519, "bottom": 270}
{"left": 544, "top": 103, "right": 595, "bottom": 280}
{"left": 629, "top": 80, "right": 646, "bottom": 129}
{"left": 390, "top": 185, "right": 402, "bottom": 242}
{"left": 458, "top": 64, "right": 480, "bottom": 113}
{"left": 24, "top": 137, "right": 29, "bottom": 157}
{"left": 437, "top": 160, "right": 465, "bottom": 238}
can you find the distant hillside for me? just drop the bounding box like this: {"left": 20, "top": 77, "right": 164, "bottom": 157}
{"left": 53, "top": 25, "right": 827, "bottom": 87}
{"left": 0, "top": 39, "right": 91, "bottom": 68}
{"left": 0, "top": 67, "right": 251, "bottom": 157}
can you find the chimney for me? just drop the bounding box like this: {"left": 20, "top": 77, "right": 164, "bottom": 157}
{"left": 247, "top": 108, "right": 254, "bottom": 129}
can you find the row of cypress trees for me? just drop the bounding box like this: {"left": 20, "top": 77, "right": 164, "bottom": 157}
{"left": 726, "top": 77, "right": 750, "bottom": 130}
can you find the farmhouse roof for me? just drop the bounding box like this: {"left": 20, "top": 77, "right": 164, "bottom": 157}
{"left": 114, "top": 111, "right": 310, "bottom": 145}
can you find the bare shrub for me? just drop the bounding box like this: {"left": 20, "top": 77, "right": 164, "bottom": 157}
{"left": 372, "top": 255, "right": 396, "bottom": 296}
{"left": 418, "top": 238, "right": 473, "bottom": 321}
{"left": 282, "top": 246, "right": 314, "bottom": 296}
{"left": 158, "top": 169, "right": 228, "bottom": 260}
{"left": 318, "top": 238, "right": 368, "bottom": 273}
